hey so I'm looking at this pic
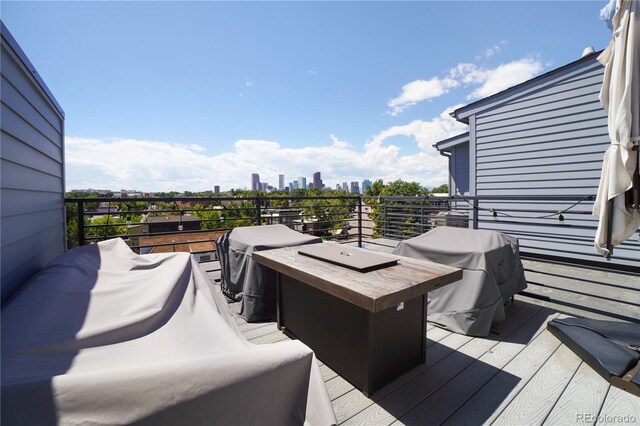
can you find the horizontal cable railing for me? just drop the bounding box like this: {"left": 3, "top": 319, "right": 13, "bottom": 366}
{"left": 65, "top": 196, "right": 361, "bottom": 261}
{"left": 65, "top": 194, "right": 639, "bottom": 272}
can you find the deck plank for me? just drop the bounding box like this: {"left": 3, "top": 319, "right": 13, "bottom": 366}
{"left": 596, "top": 386, "right": 640, "bottom": 425}
{"left": 393, "top": 308, "right": 557, "bottom": 426}
{"left": 342, "top": 302, "right": 542, "bottom": 426}
{"left": 241, "top": 322, "right": 279, "bottom": 340}
{"left": 325, "top": 376, "right": 357, "bottom": 401}
{"left": 247, "top": 330, "right": 289, "bottom": 345}
{"left": 543, "top": 362, "right": 610, "bottom": 426}
{"left": 524, "top": 282, "right": 639, "bottom": 322}
{"left": 522, "top": 259, "right": 639, "bottom": 291}
{"left": 492, "top": 343, "right": 582, "bottom": 425}
{"left": 333, "top": 330, "right": 473, "bottom": 424}
{"left": 319, "top": 363, "right": 339, "bottom": 382}
{"left": 442, "top": 328, "right": 563, "bottom": 425}
{"left": 237, "top": 321, "right": 274, "bottom": 333}
{"left": 425, "top": 326, "right": 452, "bottom": 348}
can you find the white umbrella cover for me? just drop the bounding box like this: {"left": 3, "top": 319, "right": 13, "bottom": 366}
{"left": 594, "top": 0, "right": 640, "bottom": 258}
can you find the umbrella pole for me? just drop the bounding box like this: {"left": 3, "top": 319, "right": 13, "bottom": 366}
{"left": 606, "top": 198, "right": 614, "bottom": 259}
{"left": 633, "top": 145, "right": 639, "bottom": 209}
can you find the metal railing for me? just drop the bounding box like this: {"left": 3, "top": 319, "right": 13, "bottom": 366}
{"left": 66, "top": 196, "right": 360, "bottom": 259}
{"left": 65, "top": 194, "right": 639, "bottom": 272}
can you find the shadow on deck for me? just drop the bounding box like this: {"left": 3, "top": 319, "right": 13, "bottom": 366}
{"left": 223, "top": 258, "right": 639, "bottom": 425}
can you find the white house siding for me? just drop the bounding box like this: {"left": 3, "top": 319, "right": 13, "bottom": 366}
{"left": 1, "top": 23, "right": 65, "bottom": 303}
{"left": 467, "top": 56, "right": 638, "bottom": 268}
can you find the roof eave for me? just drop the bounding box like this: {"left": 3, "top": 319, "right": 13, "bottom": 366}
{"left": 434, "top": 131, "right": 470, "bottom": 151}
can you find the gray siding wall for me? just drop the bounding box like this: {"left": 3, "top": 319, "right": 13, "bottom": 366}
{"left": 1, "top": 26, "right": 65, "bottom": 303}
{"left": 470, "top": 56, "right": 639, "bottom": 267}
{"left": 451, "top": 144, "right": 470, "bottom": 196}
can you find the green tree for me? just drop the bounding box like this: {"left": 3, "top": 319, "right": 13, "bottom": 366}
{"left": 364, "top": 179, "right": 385, "bottom": 197}
{"left": 382, "top": 180, "right": 428, "bottom": 196}
{"left": 195, "top": 204, "right": 223, "bottom": 230}
{"left": 431, "top": 183, "right": 449, "bottom": 194}
{"left": 291, "top": 193, "right": 354, "bottom": 237}
{"left": 84, "top": 216, "right": 128, "bottom": 242}
{"left": 223, "top": 201, "right": 256, "bottom": 228}
{"left": 265, "top": 192, "right": 291, "bottom": 208}
{"left": 65, "top": 202, "right": 79, "bottom": 249}
{"left": 65, "top": 193, "right": 103, "bottom": 248}
{"left": 362, "top": 179, "right": 429, "bottom": 238}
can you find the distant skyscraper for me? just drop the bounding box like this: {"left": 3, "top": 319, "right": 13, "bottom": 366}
{"left": 336, "top": 184, "right": 341, "bottom": 190}
{"left": 342, "top": 182, "right": 349, "bottom": 192}
{"left": 251, "top": 173, "right": 260, "bottom": 191}
{"left": 298, "top": 176, "right": 307, "bottom": 190}
{"left": 214, "top": 185, "right": 220, "bottom": 194}
{"left": 361, "top": 179, "right": 372, "bottom": 193}
{"left": 292, "top": 181, "right": 299, "bottom": 190}
{"left": 312, "top": 172, "right": 323, "bottom": 190}
{"left": 278, "top": 174, "right": 285, "bottom": 190}
{"left": 261, "top": 182, "right": 268, "bottom": 191}
{"left": 350, "top": 181, "right": 360, "bottom": 194}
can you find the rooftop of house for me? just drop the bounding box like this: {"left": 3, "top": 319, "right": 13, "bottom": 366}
{"left": 146, "top": 215, "right": 200, "bottom": 223}
{"left": 139, "top": 230, "right": 225, "bottom": 254}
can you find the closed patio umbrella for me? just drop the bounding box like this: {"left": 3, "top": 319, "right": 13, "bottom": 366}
{"left": 593, "top": 0, "right": 640, "bottom": 259}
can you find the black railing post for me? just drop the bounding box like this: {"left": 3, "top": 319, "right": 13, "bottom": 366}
{"left": 357, "top": 196, "right": 363, "bottom": 248}
{"left": 77, "top": 201, "right": 85, "bottom": 246}
{"left": 382, "top": 198, "right": 387, "bottom": 238}
{"left": 255, "top": 197, "right": 262, "bottom": 226}
{"left": 472, "top": 198, "right": 479, "bottom": 230}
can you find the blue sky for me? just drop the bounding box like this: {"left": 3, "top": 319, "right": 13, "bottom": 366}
{"left": 2, "top": 1, "right": 613, "bottom": 191}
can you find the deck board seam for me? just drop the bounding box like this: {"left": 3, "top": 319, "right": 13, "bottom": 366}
{"left": 539, "top": 359, "right": 584, "bottom": 425}
{"left": 341, "top": 304, "right": 545, "bottom": 425}
{"left": 486, "top": 342, "right": 564, "bottom": 425}
{"left": 435, "top": 310, "right": 560, "bottom": 425}
{"left": 395, "top": 308, "right": 554, "bottom": 426}
{"left": 595, "top": 383, "right": 612, "bottom": 420}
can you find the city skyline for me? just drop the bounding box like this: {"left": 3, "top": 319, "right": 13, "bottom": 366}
{"left": 247, "top": 171, "right": 384, "bottom": 194}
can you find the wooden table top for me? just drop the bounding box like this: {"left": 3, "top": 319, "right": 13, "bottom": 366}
{"left": 252, "top": 245, "right": 462, "bottom": 313}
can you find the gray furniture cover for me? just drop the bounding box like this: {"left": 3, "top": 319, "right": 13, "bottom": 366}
{"left": 217, "top": 224, "right": 322, "bottom": 322}
{"left": 547, "top": 318, "right": 640, "bottom": 397}
{"left": 392, "top": 227, "right": 527, "bottom": 336}
{"left": 1, "top": 238, "right": 336, "bottom": 425}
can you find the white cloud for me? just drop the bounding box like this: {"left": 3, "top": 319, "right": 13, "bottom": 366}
{"left": 65, "top": 108, "right": 467, "bottom": 192}
{"left": 244, "top": 78, "right": 254, "bottom": 87}
{"left": 386, "top": 46, "right": 540, "bottom": 115}
{"left": 448, "top": 63, "right": 486, "bottom": 85}
{"left": 330, "top": 134, "right": 353, "bottom": 149}
{"left": 387, "top": 77, "right": 458, "bottom": 116}
{"left": 476, "top": 41, "right": 507, "bottom": 60}
{"left": 307, "top": 70, "right": 319, "bottom": 75}
{"left": 448, "top": 57, "right": 543, "bottom": 100}
{"left": 371, "top": 105, "right": 468, "bottom": 152}
{"left": 469, "top": 58, "right": 543, "bottom": 99}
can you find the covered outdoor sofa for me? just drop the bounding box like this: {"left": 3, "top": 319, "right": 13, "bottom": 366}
{"left": 1, "top": 238, "right": 336, "bottom": 425}
{"left": 216, "top": 224, "right": 322, "bottom": 322}
{"left": 392, "top": 227, "right": 528, "bottom": 336}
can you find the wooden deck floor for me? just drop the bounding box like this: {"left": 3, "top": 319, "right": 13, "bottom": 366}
{"left": 201, "top": 257, "right": 640, "bottom": 425}
{"left": 235, "top": 298, "right": 639, "bottom": 425}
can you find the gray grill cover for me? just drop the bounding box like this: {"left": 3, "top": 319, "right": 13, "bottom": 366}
{"left": 217, "top": 225, "right": 322, "bottom": 322}
{"left": 392, "top": 227, "right": 527, "bottom": 336}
